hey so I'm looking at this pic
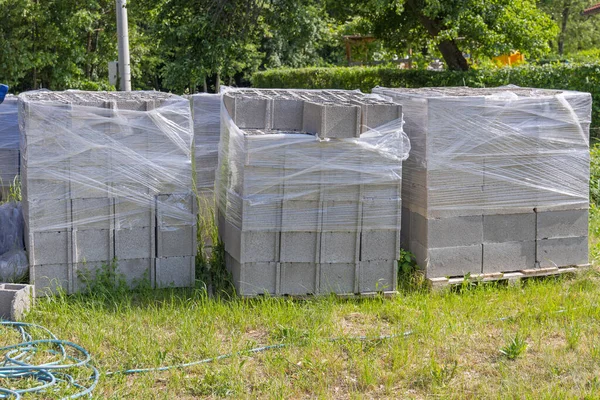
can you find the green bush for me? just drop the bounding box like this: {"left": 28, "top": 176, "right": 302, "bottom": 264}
{"left": 251, "top": 63, "right": 600, "bottom": 136}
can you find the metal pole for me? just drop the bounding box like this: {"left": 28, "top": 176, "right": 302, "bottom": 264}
{"left": 116, "top": 0, "right": 131, "bottom": 91}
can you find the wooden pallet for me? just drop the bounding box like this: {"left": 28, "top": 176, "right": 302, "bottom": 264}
{"left": 428, "top": 265, "right": 590, "bottom": 290}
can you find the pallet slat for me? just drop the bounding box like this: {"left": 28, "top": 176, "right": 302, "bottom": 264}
{"left": 429, "top": 265, "right": 587, "bottom": 289}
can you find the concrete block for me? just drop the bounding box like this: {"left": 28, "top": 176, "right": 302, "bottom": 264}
{"left": 483, "top": 213, "right": 535, "bottom": 243}
{"left": 272, "top": 98, "right": 304, "bottom": 131}
{"left": 72, "top": 198, "right": 113, "bottom": 230}
{"left": 302, "top": 102, "right": 361, "bottom": 139}
{"left": 412, "top": 213, "right": 483, "bottom": 248}
{"left": 114, "top": 198, "right": 154, "bottom": 229}
{"left": 482, "top": 241, "right": 536, "bottom": 273}
{"left": 30, "top": 231, "right": 72, "bottom": 265}
{"left": 321, "top": 200, "right": 360, "bottom": 231}
{"left": 69, "top": 165, "right": 111, "bottom": 198}
{"left": 156, "top": 193, "right": 196, "bottom": 227}
{"left": 23, "top": 199, "right": 71, "bottom": 232}
{"left": 192, "top": 93, "right": 221, "bottom": 134}
{"left": 224, "top": 94, "right": 272, "bottom": 129}
{"left": 241, "top": 198, "right": 282, "bottom": 231}
{"left": 22, "top": 166, "right": 69, "bottom": 200}
{"left": 359, "top": 259, "right": 397, "bottom": 293}
{"left": 361, "top": 230, "right": 399, "bottom": 261}
{"left": 31, "top": 263, "right": 71, "bottom": 296}
{"left": 357, "top": 103, "right": 402, "bottom": 133}
{"left": 320, "top": 231, "right": 358, "bottom": 263}
{"left": 537, "top": 236, "right": 588, "bottom": 268}
{"left": 319, "top": 263, "right": 355, "bottom": 294}
{"left": 400, "top": 207, "right": 411, "bottom": 249}
{"left": 280, "top": 262, "right": 317, "bottom": 295}
{"left": 280, "top": 232, "right": 319, "bottom": 263}
{"left": 282, "top": 169, "right": 321, "bottom": 201}
{"left": 320, "top": 167, "right": 361, "bottom": 202}
{"left": 157, "top": 226, "right": 196, "bottom": 258}
{"left": 117, "top": 258, "right": 155, "bottom": 288}
{"left": 0, "top": 284, "right": 33, "bottom": 321}
{"left": 155, "top": 256, "right": 195, "bottom": 288}
{"left": 413, "top": 242, "right": 482, "bottom": 278}
{"left": 240, "top": 230, "right": 278, "bottom": 263}
{"left": 362, "top": 199, "right": 401, "bottom": 230}
{"left": 116, "top": 227, "right": 154, "bottom": 260}
{"left": 536, "top": 209, "right": 588, "bottom": 239}
{"left": 73, "top": 229, "right": 113, "bottom": 263}
{"left": 224, "top": 222, "right": 279, "bottom": 263}
{"left": 281, "top": 200, "right": 320, "bottom": 231}
{"left": 225, "top": 253, "right": 279, "bottom": 296}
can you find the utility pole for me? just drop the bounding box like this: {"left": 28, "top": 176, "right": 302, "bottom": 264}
{"left": 115, "top": 0, "right": 131, "bottom": 91}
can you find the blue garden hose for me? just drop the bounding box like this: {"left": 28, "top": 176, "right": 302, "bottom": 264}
{"left": 0, "top": 320, "right": 412, "bottom": 398}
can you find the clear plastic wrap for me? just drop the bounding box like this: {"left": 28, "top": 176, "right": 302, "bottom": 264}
{"left": 215, "top": 88, "right": 410, "bottom": 295}
{"left": 192, "top": 93, "right": 221, "bottom": 191}
{"left": 216, "top": 88, "right": 410, "bottom": 231}
{"left": 373, "top": 86, "right": 591, "bottom": 216}
{"left": 372, "top": 86, "right": 591, "bottom": 277}
{"left": 0, "top": 95, "right": 20, "bottom": 191}
{"left": 0, "top": 202, "right": 24, "bottom": 255}
{"left": 19, "top": 90, "right": 197, "bottom": 294}
{"left": 0, "top": 202, "right": 26, "bottom": 283}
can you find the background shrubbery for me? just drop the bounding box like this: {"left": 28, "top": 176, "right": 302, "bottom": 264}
{"left": 252, "top": 63, "right": 600, "bottom": 137}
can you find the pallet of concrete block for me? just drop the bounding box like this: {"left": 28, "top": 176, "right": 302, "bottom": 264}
{"left": 372, "top": 86, "right": 591, "bottom": 279}
{"left": 18, "top": 91, "right": 197, "bottom": 295}
{"left": 191, "top": 93, "right": 221, "bottom": 256}
{"left": 0, "top": 95, "right": 20, "bottom": 199}
{"left": 216, "top": 88, "right": 411, "bottom": 296}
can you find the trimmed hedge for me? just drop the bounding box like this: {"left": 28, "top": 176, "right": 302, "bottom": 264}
{"left": 252, "top": 63, "right": 600, "bottom": 136}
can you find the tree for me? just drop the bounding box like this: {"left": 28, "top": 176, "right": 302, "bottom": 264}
{"left": 261, "top": 0, "right": 337, "bottom": 69}
{"left": 366, "top": 0, "right": 558, "bottom": 70}
{"left": 538, "top": 0, "right": 600, "bottom": 55}
{"left": 152, "top": 0, "right": 265, "bottom": 93}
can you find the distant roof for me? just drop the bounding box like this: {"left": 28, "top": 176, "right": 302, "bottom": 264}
{"left": 583, "top": 3, "right": 600, "bottom": 15}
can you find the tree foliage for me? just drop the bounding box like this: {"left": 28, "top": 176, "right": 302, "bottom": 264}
{"left": 0, "top": 0, "right": 595, "bottom": 91}
{"left": 538, "top": 0, "right": 600, "bottom": 55}
{"left": 366, "top": 0, "right": 559, "bottom": 70}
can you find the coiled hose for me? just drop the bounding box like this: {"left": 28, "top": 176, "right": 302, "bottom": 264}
{"left": 0, "top": 320, "right": 412, "bottom": 398}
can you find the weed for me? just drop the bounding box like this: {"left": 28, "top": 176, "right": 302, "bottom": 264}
{"left": 77, "top": 259, "right": 132, "bottom": 296}
{"left": 0, "top": 175, "right": 20, "bottom": 204}
{"left": 500, "top": 333, "right": 528, "bottom": 360}
{"left": 429, "top": 358, "right": 457, "bottom": 387}
{"left": 397, "top": 249, "right": 427, "bottom": 292}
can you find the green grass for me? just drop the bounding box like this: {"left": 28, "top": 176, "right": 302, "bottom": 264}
{"left": 10, "top": 267, "right": 600, "bottom": 398}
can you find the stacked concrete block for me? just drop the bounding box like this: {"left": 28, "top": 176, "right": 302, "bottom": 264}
{"left": 192, "top": 94, "right": 221, "bottom": 190}
{"left": 217, "top": 88, "right": 408, "bottom": 296}
{"left": 19, "top": 91, "right": 196, "bottom": 295}
{"left": 373, "top": 86, "right": 591, "bottom": 278}
{"left": 0, "top": 96, "right": 20, "bottom": 197}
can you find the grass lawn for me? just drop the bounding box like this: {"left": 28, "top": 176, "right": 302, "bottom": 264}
{"left": 0, "top": 217, "right": 596, "bottom": 398}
